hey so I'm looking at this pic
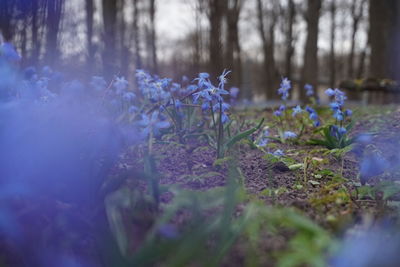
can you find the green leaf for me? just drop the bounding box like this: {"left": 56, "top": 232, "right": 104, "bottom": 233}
{"left": 224, "top": 118, "right": 264, "bottom": 150}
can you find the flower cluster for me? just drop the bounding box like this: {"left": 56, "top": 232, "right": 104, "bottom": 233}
{"left": 325, "top": 88, "right": 352, "bottom": 122}
{"left": 305, "top": 106, "right": 320, "bottom": 127}
{"left": 278, "top": 77, "right": 291, "bottom": 101}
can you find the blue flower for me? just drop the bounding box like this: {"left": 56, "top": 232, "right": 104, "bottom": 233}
{"left": 192, "top": 89, "right": 212, "bottom": 103}
{"left": 123, "top": 92, "right": 136, "bottom": 101}
{"left": 128, "top": 105, "right": 138, "bottom": 114}
{"left": 344, "top": 109, "right": 352, "bottom": 117}
{"left": 277, "top": 77, "right": 291, "bottom": 100}
{"left": 194, "top": 72, "right": 210, "bottom": 88}
{"left": 218, "top": 69, "right": 231, "bottom": 89}
{"left": 229, "top": 87, "right": 239, "bottom": 98}
{"left": 333, "top": 110, "right": 344, "bottom": 121}
{"left": 325, "top": 88, "right": 335, "bottom": 96}
{"left": 201, "top": 102, "right": 210, "bottom": 111}
{"left": 114, "top": 76, "right": 129, "bottom": 94}
{"left": 356, "top": 133, "right": 372, "bottom": 144}
{"left": 138, "top": 111, "right": 171, "bottom": 137}
{"left": 272, "top": 149, "right": 285, "bottom": 157}
{"left": 279, "top": 104, "right": 286, "bottom": 111}
{"left": 283, "top": 131, "right": 297, "bottom": 139}
{"left": 309, "top": 112, "right": 318, "bottom": 121}
{"left": 174, "top": 99, "right": 182, "bottom": 109}
{"left": 334, "top": 89, "right": 347, "bottom": 106}
{"left": 213, "top": 102, "right": 230, "bottom": 112}
{"left": 158, "top": 224, "right": 179, "bottom": 239}
{"left": 273, "top": 110, "right": 282, "bottom": 117}
{"left": 292, "top": 105, "right": 303, "bottom": 117}
{"left": 221, "top": 113, "right": 230, "bottom": 124}
{"left": 330, "top": 102, "right": 340, "bottom": 111}
{"left": 305, "top": 106, "right": 316, "bottom": 115}
{"left": 360, "top": 153, "right": 389, "bottom": 181}
{"left": 258, "top": 138, "right": 268, "bottom": 147}
{"left": 0, "top": 42, "right": 21, "bottom": 62}
{"left": 313, "top": 120, "right": 320, "bottom": 127}
{"left": 90, "top": 76, "right": 107, "bottom": 91}
{"left": 304, "top": 84, "right": 314, "bottom": 96}
{"left": 338, "top": 127, "right": 347, "bottom": 135}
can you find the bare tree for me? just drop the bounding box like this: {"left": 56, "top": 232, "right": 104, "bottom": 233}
{"left": 149, "top": 0, "right": 157, "bottom": 73}
{"left": 85, "top": 0, "right": 95, "bottom": 70}
{"left": 0, "top": 0, "right": 13, "bottom": 41}
{"left": 256, "top": 0, "right": 279, "bottom": 100}
{"left": 208, "top": 0, "right": 226, "bottom": 79}
{"left": 45, "top": 0, "right": 64, "bottom": 65}
{"left": 102, "top": 0, "right": 118, "bottom": 76}
{"left": 300, "top": 0, "right": 322, "bottom": 101}
{"left": 225, "top": 0, "right": 242, "bottom": 87}
{"left": 348, "top": 0, "right": 367, "bottom": 79}
{"left": 285, "top": 0, "right": 296, "bottom": 79}
{"left": 132, "top": 0, "right": 142, "bottom": 70}
{"left": 329, "top": 0, "right": 336, "bottom": 88}
{"left": 369, "top": 0, "right": 398, "bottom": 79}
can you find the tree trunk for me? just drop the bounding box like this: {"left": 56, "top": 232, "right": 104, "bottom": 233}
{"left": 256, "top": 0, "right": 278, "bottom": 100}
{"left": 348, "top": 0, "right": 366, "bottom": 79}
{"left": 149, "top": 0, "right": 157, "bottom": 73}
{"left": 0, "top": 0, "right": 13, "bottom": 41}
{"left": 208, "top": 0, "right": 226, "bottom": 79}
{"left": 102, "top": 0, "right": 117, "bottom": 77}
{"left": 369, "top": 0, "right": 391, "bottom": 79}
{"left": 45, "top": 0, "right": 64, "bottom": 66}
{"left": 300, "top": 0, "right": 322, "bottom": 102}
{"left": 285, "top": 0, "right": 295, "bottom": 79}
{"left": 133, "top": 0, "right": 142, "bottom": 70}
{"left": 31, "top": 0, "right": 40, "bottom": 64}
{"left": 85, "top": 0, "right": 95, "bottom": 71}
{"left": 329, "top": 0, "right": 336, "bottom": 88}
{"left": 225, "top": 0, "right": 242, "bottom": 88}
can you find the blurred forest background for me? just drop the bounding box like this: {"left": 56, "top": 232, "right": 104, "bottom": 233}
{"left": 0, "top": 0, "right": 399, "bottom": 101}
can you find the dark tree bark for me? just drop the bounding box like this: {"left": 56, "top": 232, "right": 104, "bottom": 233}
{"left": 208, "top": 0, "right": 226, "bottom": 79}
{"left": 368, "top": 0, "right": 400, "bottom": 80}
{"left": 256, "top": 0, "right": 278, "bottom": 100}
{"left": 348, "top": 0, "right": 366, "bottom": 79}
{"left": 225, "top": 0, "right": 242, "bottom": 87}
{"left": 368, "top": 0, "right": 391, "bottom": 79}
{"left": 329, "top": 0, "right": 336, "bottom": 88}
{"left": 300, "top": 0, "right": 322, "bottom": 101}
{"left": 45, "top": 0, "right": 64, "bottom": 66}
{"left": 85, "top": 0, "right": 95, "bottom": 70}
{"left": 132, "top": 0, "right": 142, "bottom": 70}
{"left": 149, "top": 0, "right": 157, "bottom": 73}
{"left": 285, "top": 0, "right": 296, "bottom": 79}
{"left": 0, "top": 0, "right": 13, "bottom": 41}
{"left": 31, "top": 0, "right": 40, "bottom": 64}
{"left": 102, "top": 0, "right": 118, "bottom": 76}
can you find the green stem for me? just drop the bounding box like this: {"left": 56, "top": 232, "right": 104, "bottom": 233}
{"left": 217, "top": 101, "right": 224, "bottom": 158}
